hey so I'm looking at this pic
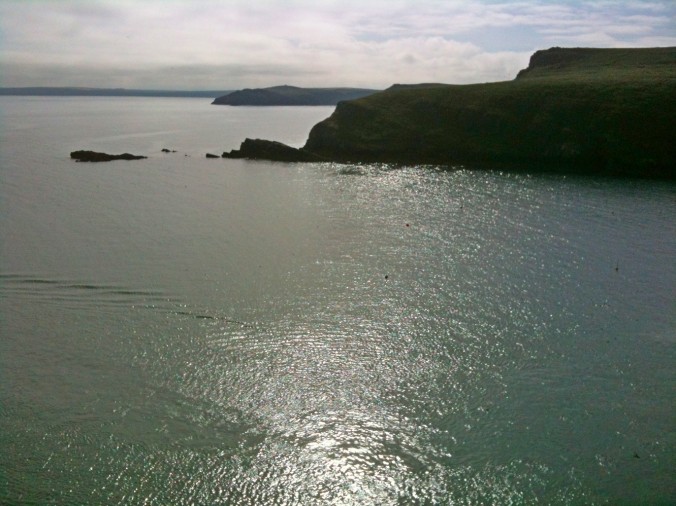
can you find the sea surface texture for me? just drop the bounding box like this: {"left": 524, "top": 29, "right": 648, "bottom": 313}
{"left": 1, "top": 97, "right": 674, "bottom": 505}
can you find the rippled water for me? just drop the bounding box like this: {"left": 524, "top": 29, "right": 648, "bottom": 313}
{"left": 1, "top": 97, "right": 674, "bottom": 504}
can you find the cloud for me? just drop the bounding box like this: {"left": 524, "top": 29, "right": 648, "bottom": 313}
{"left": 1, "top": 0, "right": 674, "bottom": 89}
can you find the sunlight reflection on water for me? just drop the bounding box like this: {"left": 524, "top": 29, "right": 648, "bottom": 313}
{"left": 1, "top": 99, "right": 674, "bottom": 504}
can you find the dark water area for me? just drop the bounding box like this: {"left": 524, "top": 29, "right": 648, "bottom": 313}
{"left": 1, "top": 97, "right": 674, "bottom": 504}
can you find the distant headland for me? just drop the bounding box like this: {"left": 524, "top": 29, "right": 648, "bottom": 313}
{"left": 211, "top": 85, "right": 379, "bottom": 106}
{"left": 223, "top": 47, "right": 676, "bottom": 178}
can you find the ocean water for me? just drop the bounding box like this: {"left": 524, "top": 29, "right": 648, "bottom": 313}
{"left": 0, "top": 97, "right": 674, "bottom": 505}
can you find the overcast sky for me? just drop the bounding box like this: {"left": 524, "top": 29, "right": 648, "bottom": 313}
{"left": 1, "top": 0, "right": 675, "bottom": 90}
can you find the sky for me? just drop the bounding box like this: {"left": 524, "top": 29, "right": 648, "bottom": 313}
{"left": 1, "top": 0, "right": 675, "bottom": 90}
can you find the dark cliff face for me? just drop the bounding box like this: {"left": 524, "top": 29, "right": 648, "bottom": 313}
{"left": 303, "top": 47, "right": 676, "bottom": 177}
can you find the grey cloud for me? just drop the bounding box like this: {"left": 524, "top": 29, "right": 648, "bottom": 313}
{"left": 1, "top": 61, "right": 329, "bottom": 90}
{"left": 1, "top": 0, "right": 674, "bottom": 89}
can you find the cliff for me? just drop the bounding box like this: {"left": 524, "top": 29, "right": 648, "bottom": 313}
{"left": 226, "top": 47, "right": 676, "bottom": 178}
{"left": 212, "top": 85, "right": 379, "bottom": 106}
{"left": 302, "top": 48, "right": 676, "bottom": 177}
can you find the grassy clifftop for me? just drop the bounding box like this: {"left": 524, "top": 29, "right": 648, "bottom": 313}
{"left": 516, "top": 46, "right": 676, "bottom": 81}
{"left": 303, "top": 47, "right": 676, "bottom": 177}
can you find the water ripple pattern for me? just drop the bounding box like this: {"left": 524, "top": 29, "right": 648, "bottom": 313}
{"left": 1, "top": 99, "right": 675, "bottom": 505}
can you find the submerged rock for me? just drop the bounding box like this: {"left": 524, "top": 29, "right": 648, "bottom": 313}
{"left": 222, "top": 138, "right": 326, "bottom": 162}
{"left": 70, "top": 150, "right": 147, "bottom": 162}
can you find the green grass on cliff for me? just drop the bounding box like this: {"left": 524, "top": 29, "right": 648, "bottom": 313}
{"left": 515, "top": 47, "right": 676, "bottom": 82}
{"left": 304, "top": 47, "right": 676, "bottom": 177}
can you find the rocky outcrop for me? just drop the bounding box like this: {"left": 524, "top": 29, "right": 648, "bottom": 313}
{"left": 70, "top": 150, "right": 147, "bottom": 162}
{"left": 222, "top": 138, "right": 326, "bottom": 162}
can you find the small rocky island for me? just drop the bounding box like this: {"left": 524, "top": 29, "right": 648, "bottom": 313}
{"left": 71, "top": 150, "right": 147, "bottom": 162}
{"left": 224, "top": 47, "right": 676, "bottom": 178}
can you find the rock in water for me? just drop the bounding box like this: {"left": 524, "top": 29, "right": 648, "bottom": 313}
{"left": 222, "top": 138, "right": 326, "bottom": 162}
{"left": 70, "top": 150, "right": 147, "bottom": 162}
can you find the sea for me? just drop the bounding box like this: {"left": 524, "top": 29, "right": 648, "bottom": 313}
{"left": 0, "top": 96, "right": 674, "bottom": 505}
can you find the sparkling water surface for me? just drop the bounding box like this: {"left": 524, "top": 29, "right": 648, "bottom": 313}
{"left": 1, "top": 97, "right": 674, "bottom": 504}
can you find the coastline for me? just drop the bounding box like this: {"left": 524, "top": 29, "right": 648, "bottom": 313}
{"left": 223, "top": 47, "right": 676, "bottom": 179}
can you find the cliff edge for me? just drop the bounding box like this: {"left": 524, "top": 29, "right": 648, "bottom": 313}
{"left": 229, "top": 47, "right": 676, "bottom": 178}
